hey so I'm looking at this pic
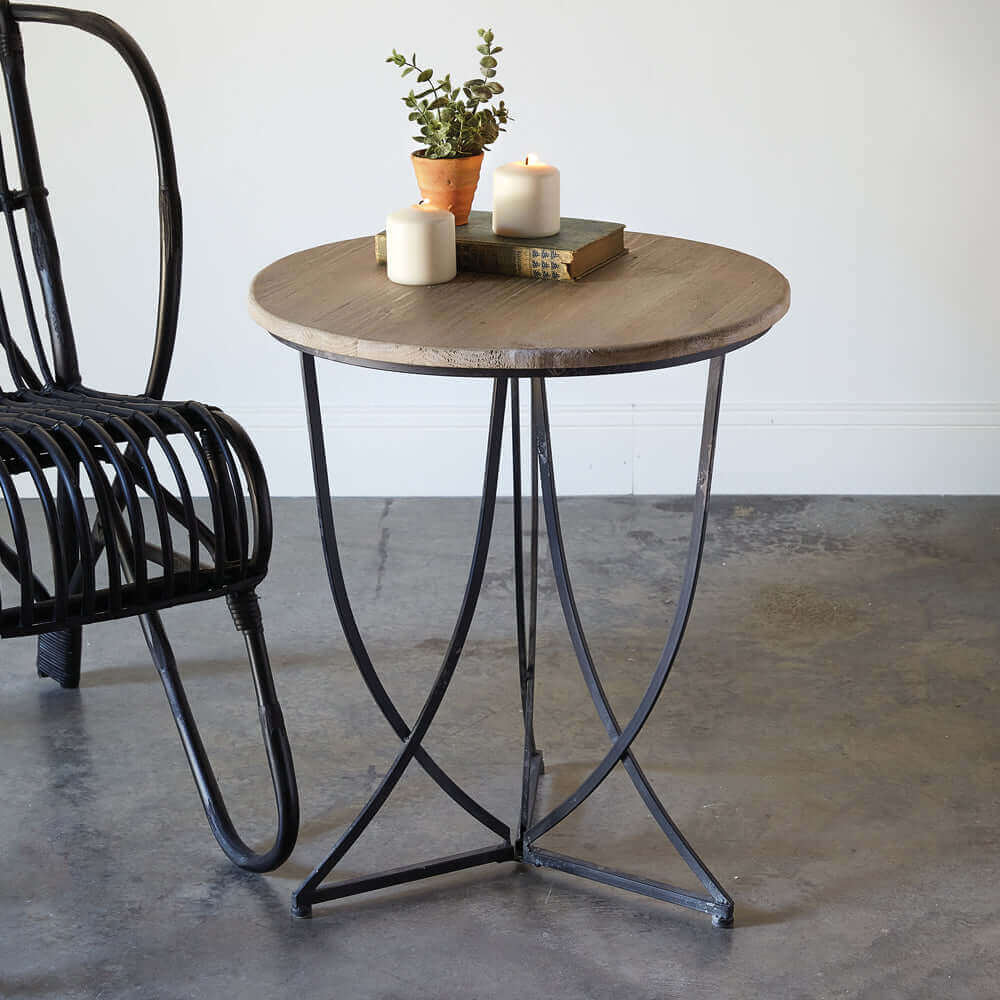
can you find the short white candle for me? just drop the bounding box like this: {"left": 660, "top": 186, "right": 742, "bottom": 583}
{"left": 492, "top": 154, "right": 560, "bottom": 238}
{"left": 385, "top": 203, "right": 456, "bottom": 286}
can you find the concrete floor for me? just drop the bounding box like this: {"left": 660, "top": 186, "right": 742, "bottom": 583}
{"left": 1, "top": 496, "right": 997, "bottom": 999}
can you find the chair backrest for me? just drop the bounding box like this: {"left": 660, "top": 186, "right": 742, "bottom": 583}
{"left": 0, "top": 1, "right": 181, "bottom": 397}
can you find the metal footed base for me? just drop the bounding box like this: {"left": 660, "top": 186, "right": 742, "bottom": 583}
{"left": 291, "top": 843, "right": 733, "bottom": 927}
{"left": 295, "top": 361, "right": 735, "bottom": 930}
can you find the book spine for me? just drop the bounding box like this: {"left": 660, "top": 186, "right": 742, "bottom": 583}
{"left": 458, "top": 245, "right": 573, "bottom": 281}
{"left": 373, "top": 234, "right": 574, "bottom": 281}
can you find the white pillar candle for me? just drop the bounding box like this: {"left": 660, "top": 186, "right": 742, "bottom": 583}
{"left": 492, "top": 154, "right": 560, "bottom": 238}
{"left": 385, "top": 203, "right": 456, "bottom": 286}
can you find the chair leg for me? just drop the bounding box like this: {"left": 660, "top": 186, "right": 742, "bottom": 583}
{"left": 37, "top": 627, "right": 83, "bottom": 688}
{"left": 38, "top": 474, "right": 84, "bottom": 688}
{"left": 141, "top": 590, "right": 299, "bottom": 872}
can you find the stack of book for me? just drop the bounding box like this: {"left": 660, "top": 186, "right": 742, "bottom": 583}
{"left": 375, "top": 211, "right": 626, "bottom": 282}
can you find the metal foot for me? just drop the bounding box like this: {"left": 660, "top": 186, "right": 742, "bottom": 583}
{"left": 525, "top": 847, "right": 730, "bottom": 925}
{"left": 293, "top": 845, "right": 516, "bottom": 912}
{"left": 291, "top": 900, "right": 313, "bottom": 919}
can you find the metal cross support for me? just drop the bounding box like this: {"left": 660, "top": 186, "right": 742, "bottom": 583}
{"left": 293, "top": 353, "right": 733, "bottom": 928}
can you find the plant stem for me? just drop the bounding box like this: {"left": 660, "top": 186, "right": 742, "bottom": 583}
{"left": 407, "top": 58, "right": 443, "bottom": 126}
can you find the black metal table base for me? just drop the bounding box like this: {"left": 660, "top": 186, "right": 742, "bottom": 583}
{"left": 293, "top": 356, "right": 734, "bottom": 928}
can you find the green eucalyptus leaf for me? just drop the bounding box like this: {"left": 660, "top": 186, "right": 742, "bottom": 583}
{"left": 490, "top": 46, "right": 502, "bottom": 54}
{"left": 390, "top": 30, "right": 510, "bottom": 153}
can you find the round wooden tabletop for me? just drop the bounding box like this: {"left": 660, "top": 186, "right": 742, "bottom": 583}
{"left": 249, "top": 232, "right": 790, "bottom": 376}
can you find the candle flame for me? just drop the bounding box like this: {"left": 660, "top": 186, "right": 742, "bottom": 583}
{"left": 524, "top": 153, "right": 542, "bottom": 166}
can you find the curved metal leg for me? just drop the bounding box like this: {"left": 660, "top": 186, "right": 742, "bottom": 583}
{"left": 298, "top": 355, "right": 510, "bottom": 840}
{"left": 522, "top": 360, "right": 735, "bottom": 927}
{"left": 293, "top": 363, "right": 514, "bottom": 917}
{"left": 511, "top": 379, "right": 544, "bottom": 850}
{"left": 142, "top": 591, "right": 299, "bottom": 873}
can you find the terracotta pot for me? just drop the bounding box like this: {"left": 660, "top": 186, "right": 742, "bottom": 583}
{"left": 411, "top": 152, "right": 483, "bottom": 226}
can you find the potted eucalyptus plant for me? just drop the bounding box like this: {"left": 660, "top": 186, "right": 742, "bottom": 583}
{"left": 386, "top": 28, "right": 511, "bottom": 224}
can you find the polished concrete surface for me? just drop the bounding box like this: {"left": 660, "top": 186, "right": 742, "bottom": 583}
{"left": 1, "top": 496, "right": 997, "bottom": 999}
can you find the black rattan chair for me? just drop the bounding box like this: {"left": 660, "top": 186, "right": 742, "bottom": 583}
{"left": 0, "top": 2, "right": 298, "bottom": 871}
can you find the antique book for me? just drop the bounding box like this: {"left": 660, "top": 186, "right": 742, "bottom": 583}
{"left": 374, "top": 211, "right": 626, "bottom": 281}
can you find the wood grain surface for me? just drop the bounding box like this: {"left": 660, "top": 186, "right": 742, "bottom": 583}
{"left": 249, "top": 232, "right": 790, "bottom": 375}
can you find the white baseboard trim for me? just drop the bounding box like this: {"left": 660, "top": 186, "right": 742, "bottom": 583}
{"left": 227, "top": 401, "right": 1000, "bottom": 496}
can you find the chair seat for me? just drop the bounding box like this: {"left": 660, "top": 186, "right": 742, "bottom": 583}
{"left": 0, "top": 566, "right": 250, "bottom": 637}
{"left": 0, "top": 384, "right": 271, "bottom": 637}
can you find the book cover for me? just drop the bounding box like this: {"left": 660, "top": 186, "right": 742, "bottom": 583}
{"left": 374, "top": 211, "right": 626, "bottom": 281}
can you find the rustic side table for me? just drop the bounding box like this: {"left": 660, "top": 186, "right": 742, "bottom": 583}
{"left": 249, "top": 232, "right": 790, "bottom": 926}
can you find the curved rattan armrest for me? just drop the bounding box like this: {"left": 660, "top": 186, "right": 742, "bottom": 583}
{"left": 11, "top": 3, "right": 181, "bottom": 399}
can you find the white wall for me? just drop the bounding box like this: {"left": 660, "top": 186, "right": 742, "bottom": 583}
{"left": 18, "top": 0, "right": 999, "bottom": 495}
